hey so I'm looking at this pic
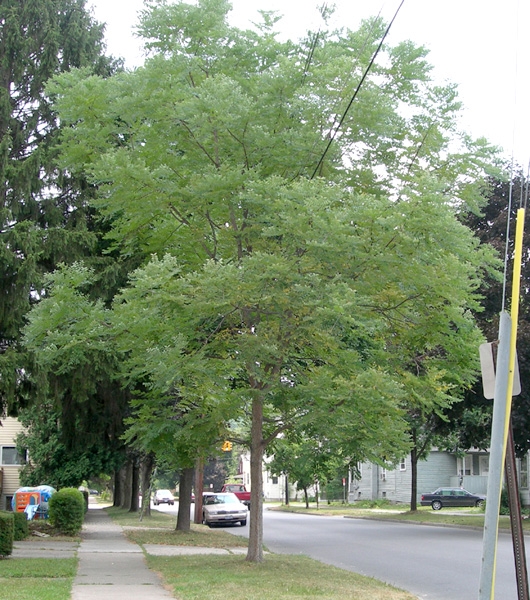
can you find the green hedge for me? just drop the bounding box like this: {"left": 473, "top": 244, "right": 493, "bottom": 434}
{"left": 0, "top": 511, "right": 14, "bottom": 557}
{"left": 13, "top": 511, "right": 28, "bottom": 541}
{"left": 48, "top": 488, "right": 85, "bottom": 535}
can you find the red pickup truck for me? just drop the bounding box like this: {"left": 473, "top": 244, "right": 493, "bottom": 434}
{"left": 221, "top": 483, "right": 251, "bottom": 507}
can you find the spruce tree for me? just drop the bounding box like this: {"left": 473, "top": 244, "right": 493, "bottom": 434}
{"left": 0, "top": 0, "right": 120, "bottom": 411}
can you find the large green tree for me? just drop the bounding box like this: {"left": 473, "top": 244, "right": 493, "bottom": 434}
{"left": 27, "top": 0, "right": 499, "bottom": 561}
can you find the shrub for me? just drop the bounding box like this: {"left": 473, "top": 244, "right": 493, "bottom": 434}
{"left": 13, "top": 511, "right": 28, "bottom": 541}
{"left": 48, "top": 488, "right": 85, "bottom": 535}
{"left": 0, "top": 511, "right": 14, "bottom": 557}
{"left": 79, "top": 489, "right": 89, "bottom": 513}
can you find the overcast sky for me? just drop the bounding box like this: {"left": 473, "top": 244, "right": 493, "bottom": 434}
{"left": 88, "top": 0, "right": 530, "bottom": 168}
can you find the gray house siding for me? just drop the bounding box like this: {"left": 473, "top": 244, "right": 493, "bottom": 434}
{"left": 351, "top": 449, "right": 523, "bottom": 505}
{"left": 417, "top": 452, "right": 457, "bottom": 497}
{"left": 353, "top": 451, "right": 458, "bottom": 504}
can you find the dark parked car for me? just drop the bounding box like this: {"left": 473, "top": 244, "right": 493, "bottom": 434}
{"left": 420, "top": 487, "right": 486, "bottom": 510}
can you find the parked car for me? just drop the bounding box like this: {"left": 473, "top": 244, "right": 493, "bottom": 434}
{"left": 420, "top": 487, "right": 486, "bottom": 510}
{"left": 153, "top": 489, "right": 175, "bottom": 505}
{"left": 202, "top": 492, "right": 247, "bottom": 527}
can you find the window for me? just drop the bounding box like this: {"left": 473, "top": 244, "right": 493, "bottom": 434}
{"left": 399, "top": 458, "right": 406, "bottom": 471}
{"left": 272, "top": 476, "right": 278, "bottom": 484}
{"left": 460, "top": 455, "right": 471, "bottom": 476}
{"left": 1, "top": 446, "right": 26, "bottom": 465}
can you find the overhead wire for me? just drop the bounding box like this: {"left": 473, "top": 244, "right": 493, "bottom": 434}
{"left": 310, "top": 0, "right": 406, "bottom": 180}
{"left": 294, "top": 7, "right": 385, "bottom": 181}
{"left": 501, "top": 0, "right": 524, "bottom": 312}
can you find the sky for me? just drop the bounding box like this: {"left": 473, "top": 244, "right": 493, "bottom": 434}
{"left": 88, "top": 0, "right": 530, "bottom": 168}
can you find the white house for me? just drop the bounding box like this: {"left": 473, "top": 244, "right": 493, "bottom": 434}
{"left": 236, "top": 452, "right": 292, "bottom": 502}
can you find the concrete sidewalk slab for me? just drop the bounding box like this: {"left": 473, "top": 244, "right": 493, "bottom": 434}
{"left": 143, "top": 544, "right": 250, "bottom": 556}
{"left": 71, "top": 506, "right": 174, "bottom": 600}
{"left": 12, "top": 540, "right": 78, "bottom": 559}
{"left": 144, "top": 544, "right": 230, "bottom": 556}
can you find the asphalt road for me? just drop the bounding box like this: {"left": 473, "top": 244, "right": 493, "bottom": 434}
{"left": 154, "top": 502, "right": 525, "bottom": 600}
{"left": 227, "top": 509, "right": 524, "bottom": 600}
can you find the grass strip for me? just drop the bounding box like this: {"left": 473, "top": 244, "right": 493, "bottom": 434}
{"left": 105, "top": 506, "right": 248, "bottom": 547}
{"left": 105, "top": 505, "right": 176, "bottom": 528}
{"left": 271, "top": 503, "right": 521, "bottom": 530}
{"left": 0, "top": 578, "right": 72, "bottom": 600}
{"left": 0, "top": 558, "right": 77, "bottom": 600}
{"left": 0, "top": 557, "right": 77, "bottom": 577}
{"left": 125, "top": 524, "right": 248, "bottom": 547}
{"left": 146, "top": 553, "right": 417, "bottom": 600}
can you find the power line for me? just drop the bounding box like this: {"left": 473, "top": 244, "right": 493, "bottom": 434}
{"left": 310, "top": 0, "right": 406, "bottom": 180}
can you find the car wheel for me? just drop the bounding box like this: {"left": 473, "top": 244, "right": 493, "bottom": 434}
{"left": 240, "top": 519, "right": 247, "bottom": 526}
{"left": 476, "top": 500, "right": 485, "bottom": 508}
{"left": 431, "top": 500, "right": 442, "bottom": 511}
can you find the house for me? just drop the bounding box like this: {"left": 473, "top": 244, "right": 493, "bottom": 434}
{"left": 350, "top": 447, "right": 524, "bottom": 505}
{"left": 236, "top": 452, "right": 292, "bottom": 502}
{"left": 0, "top": 416, "right": 26, "bottom": 511}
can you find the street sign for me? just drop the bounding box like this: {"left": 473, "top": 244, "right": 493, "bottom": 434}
{"left": 479, "top": 341, "right": 521, "bottom": 400}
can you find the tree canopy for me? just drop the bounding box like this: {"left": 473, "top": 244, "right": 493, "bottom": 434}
{"left": 23, "top": 0, "right": 501, "bottom": 560}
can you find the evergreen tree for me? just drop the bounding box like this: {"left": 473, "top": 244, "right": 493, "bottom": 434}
{"left": 0, "top": 0, "right": 120, "bottom": 413}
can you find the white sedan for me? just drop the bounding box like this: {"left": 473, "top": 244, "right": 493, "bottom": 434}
{"left": 202, "top": 492, "right": 247, "bottom": 527}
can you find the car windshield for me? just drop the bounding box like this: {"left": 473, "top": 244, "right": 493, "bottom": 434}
{"left": 204, "top": 493, "right": 239, "bottom": 505}
{"left": 157, "top": 490, "right": 171, "bottom": 496}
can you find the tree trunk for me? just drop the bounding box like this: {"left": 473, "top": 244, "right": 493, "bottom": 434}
{"left": 284, "top": 473, "right": 289, "bottom": 506}
{"left": 139, "top": 453, "right": 155, "bottom": 519}
{"left": 176, "top": 467, "right": 194, "bottom": 532}
{"left": 121, "top": 457, "right": 132, "bottom": 510}
{"left": 304, "top": 486, "right": 309, "bottom": 508}
{"left": 113, "top": 470, "right": 121, "bottom": 507}
{"left": 194, "top": 457, "right": 204, "bottom": 524}
{"left": 410, "top": 434, "right": 418, "bottom": 512}
{"left": 246, "top": 396, "right": 264, "bottom": 563}
{"left": 129, "top": 458, "right": 140, "bottom": 513}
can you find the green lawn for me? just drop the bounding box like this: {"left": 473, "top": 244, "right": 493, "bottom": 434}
{"left": 0, "top": 557, "right": 77, "bottom": 600}
{"left": 146, "top": 553, "right": 417, "bottom": 600}
{"left": 0, "top": 502, "right": 508, "bottom": 600}
{"left": 270, "top": 500, "right": 522, "bottom": 530}
{"left": 110, "top": 507, "right": 417, "bottom": 599}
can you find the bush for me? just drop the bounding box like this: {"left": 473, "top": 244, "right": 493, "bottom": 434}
{"left": 79, "top": 489, "right": 89, "bottom": 513}
{"left": 0, "top": 511, "right": 14, "bottom": 557}
{"left": 13, "top": 512, "right": 28, "bottom": 541}
{"left": 48, "top": 488, "right": 85, "bottom": 535}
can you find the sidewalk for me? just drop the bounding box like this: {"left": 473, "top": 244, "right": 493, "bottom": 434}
{"left": 71, "top": 506, "right": 174, "bottom": 600}
{"left": 11, "top": 503, "right": 247, "bottom": 599}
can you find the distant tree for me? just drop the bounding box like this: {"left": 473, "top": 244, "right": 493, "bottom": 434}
{"left": 268, "top": 437, "right": 343, "bottom": 508}
{"left": 204, "top": 458, "right": 230, "bottom": 492}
